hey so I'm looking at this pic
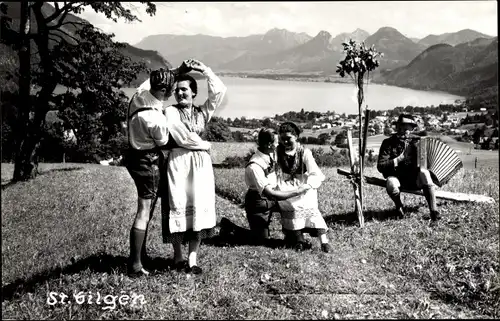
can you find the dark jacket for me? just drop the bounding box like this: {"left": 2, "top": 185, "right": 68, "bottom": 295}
{"left": 377, "top": 134, "right": 419, "bottom": 179}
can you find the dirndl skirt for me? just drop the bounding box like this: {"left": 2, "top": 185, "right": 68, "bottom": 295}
{"left": 160, "top": 148, "right": 217, "bottom": 244}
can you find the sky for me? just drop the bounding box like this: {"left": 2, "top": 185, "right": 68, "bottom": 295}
{"left": 74, "top": 1, "right": 498, "bottom": 45}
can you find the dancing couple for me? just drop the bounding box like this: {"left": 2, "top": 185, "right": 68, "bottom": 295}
{"left": 125, "top": 59, "right": 226, "bottom": 277}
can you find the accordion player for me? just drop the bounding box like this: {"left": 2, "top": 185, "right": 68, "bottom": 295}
{"left": 377, "top": 114, "right": 448, "bottom": 225}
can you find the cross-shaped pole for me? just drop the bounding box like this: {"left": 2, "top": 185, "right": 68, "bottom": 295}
{"left": 346, "top": 128, "right": 364, "bottom": 228}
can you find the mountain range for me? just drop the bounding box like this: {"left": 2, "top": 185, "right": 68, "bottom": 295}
{"left": 135, "top": 27, "right": 492, "bottom": 74}
{"left": 418, "top": 29, "right": 493, "bottom": 47}
{"left": 1, "top": 2, "right": 496, "bottom": 103}
{"left": 135, "top": 26, "right": 496, "bottom": 102}
{"left": 374, "top": 36, "right": 498, "bottom": 97}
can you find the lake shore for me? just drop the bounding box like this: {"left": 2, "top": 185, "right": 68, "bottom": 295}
{"left": 217, "top": 72, "right": 465, "bottom": 100}
{"left": 218, "top": 72, "right": 364, "bottom": 84}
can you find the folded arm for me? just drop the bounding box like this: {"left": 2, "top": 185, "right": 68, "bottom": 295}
{"left": 246, "top": 164, "right": 307, "bottom": 201}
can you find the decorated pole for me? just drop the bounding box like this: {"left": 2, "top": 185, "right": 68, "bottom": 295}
{"left": 336, "top": 40, "right": 383, "bottom": 223}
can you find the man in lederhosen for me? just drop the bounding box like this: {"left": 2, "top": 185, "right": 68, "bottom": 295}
{"left": 125, "top": 68, "right": 177, "bottom": 277}
{"left": 377, "top": 114, "right": 441, "bottom": 226}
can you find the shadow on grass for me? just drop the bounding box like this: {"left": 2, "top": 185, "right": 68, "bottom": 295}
{"left": 1, "top": 181, "right": 16, "bottom": 190}
{"left": 205, "top": 205, "right": 423, "bottom": 248}
{"left": 321, "top": 205, "right": 422, "bottom": 226}
{"left": 1, "top": 252, "right": 174, "bottom": 302}
{"left": 38, "top": 166, "right": 85, "bottom": 176}
{"left": 203, "top": 219, "right": 287, "bottom": 249}
{"left": 1, "top": 166, "right": 85, "bottom": 191}
{"left": 203, "top": 234, "right": 287, "bottom": 249}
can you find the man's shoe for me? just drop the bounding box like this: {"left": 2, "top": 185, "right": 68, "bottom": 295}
{"left": 295, "top": 241, "right": 312, "bottom": 252}
{"left": 431, "top": 210, "right": 441, "bottom": 221}
{"left": 219, "top": 218, "right": 234, "bottom": 236}
{"left": 396, "top": 207, "right": 406, "bottom": 219}
{"left": 141, "top": 254, "right": 152, "bottom": 268}
{"left": 174, "top": 260, "right": 188, "bottom": 272}
{"left": 127, "top": 267, "right": 150, "bottom": 278}
{"left": 321, "top": 243, "right": 331, "bottom": 253}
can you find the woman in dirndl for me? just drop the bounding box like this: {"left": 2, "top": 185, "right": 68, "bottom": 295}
{"left": 275, "top": 122, "right": 331, "bottom": 253}
{"left": 160, "top": 59, "right": 227, "bottom": 274}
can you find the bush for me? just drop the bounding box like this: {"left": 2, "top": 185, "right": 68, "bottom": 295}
{"left": 100, "top": 134, "right": 128, "bottom": 160}
{"left": 310, "top": 147, "right": 349, "bottom": 167}
{"left": 221, "top": 148, "right": 255, "bottom": 168}
{"left": 310, "top": 147, "right": 377, "bottom": 168}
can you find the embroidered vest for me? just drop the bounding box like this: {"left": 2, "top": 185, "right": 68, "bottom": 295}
{"left": 277, "top": 145, "right": 306, "bottom": 176}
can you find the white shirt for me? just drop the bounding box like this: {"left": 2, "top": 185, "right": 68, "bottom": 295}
{"left": 127, "top": 90, "right": 169, "bottom": 150}
{"left": 245, "top": 150, "right": 277, "bottom": 195}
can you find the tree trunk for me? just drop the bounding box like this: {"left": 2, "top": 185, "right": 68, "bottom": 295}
{"left": 12, "top": 1, "right": 33, "bottom": 181}
{"left": 13, "top": 2, "right": 56, "bottom": 181}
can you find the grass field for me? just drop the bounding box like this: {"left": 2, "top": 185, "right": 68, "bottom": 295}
{"left": 210, "top": 136, "right": 498, "bottom": 170}
{"left": 1, "top": 142, "right": 499, "bottom": 319}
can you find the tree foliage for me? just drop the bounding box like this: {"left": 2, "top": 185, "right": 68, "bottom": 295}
{"left": 202, "top": 118, "right": 234, "bottom": 142}
{"left": 1, "top": 2, "right": 156, "bottom": 181}
{"left": 50, "top": 23, "right": 148, "bottom": 156}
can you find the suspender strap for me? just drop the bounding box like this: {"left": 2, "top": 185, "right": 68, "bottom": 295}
{"left": 246, "top": 161, "right": 273, "bottom": 177}
{"left": 129, "top": 107, "right": 154, "bottom": 119}
{"left": 127, "top": 92, "right": 155, "bottom": 149}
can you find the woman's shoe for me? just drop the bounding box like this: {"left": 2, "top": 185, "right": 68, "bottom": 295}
{"left": 185, "top": 265, "right": 203, "bottom": 275}
{"left": 127, "top": 267, "right": 150, "bottom": 278}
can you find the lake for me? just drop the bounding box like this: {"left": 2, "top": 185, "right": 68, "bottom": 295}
{"left": 122, "top": 76, "right": 463, "bottom": 120}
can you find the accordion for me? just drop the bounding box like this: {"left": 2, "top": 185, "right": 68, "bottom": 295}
{"left": 416, "top": 137, "right": 463, "bottom": 187}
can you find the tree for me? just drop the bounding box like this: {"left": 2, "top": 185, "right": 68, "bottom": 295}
{"left": 4, "top": 2, "right": 156, "bottom": 181}
{"left": 232, "top": 130, "right": 244, "bottom": 142}
{"left": 384, "top": 126, "right": 393, "bottom": 136}
{"left": 52, "top": 24, "right": 147, "bottom": 158}
{"left": 336, "top": 39, "right": 383, "bottom": 227}
{"left": 318, "top": 133, "right": 331, "bottom": 145}
{"left": 203, "top": 119, "right": 233, "bottom": 142}
{"left": 334, "top": 131, "right": 347, "bottom": 147}
{"left": 262, "top": 117, "right": 279, "bottom": 130}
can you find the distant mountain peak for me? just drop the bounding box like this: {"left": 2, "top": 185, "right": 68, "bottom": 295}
{"left": 315, "top": 30, "right": 332, "bottom": 39}
{"left": 265, "top": 28, "right": 291, "bottom": 35}
{"left": 377, "top": 26, "right": 399, "bottom": 33}
{"left": 353, "top": 28, "right": 369, "bottom": 34}
{"left": 418, "top": 29, "right": 493, "bottom": 47}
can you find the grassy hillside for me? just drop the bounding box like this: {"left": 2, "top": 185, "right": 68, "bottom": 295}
{"left": 1, "top": 141, "right": 499, "bottom": 319}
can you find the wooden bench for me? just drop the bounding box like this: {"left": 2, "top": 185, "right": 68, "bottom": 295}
{"left": 337, "top": 168, "right": 495, "bottom": 204}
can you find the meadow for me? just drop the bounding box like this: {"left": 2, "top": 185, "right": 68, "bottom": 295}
{"left": 1, "top": 142, "right": 499, "bottom": 319}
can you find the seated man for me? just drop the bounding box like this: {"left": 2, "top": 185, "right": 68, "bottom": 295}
{"left": 377, "top": 114, "right": 441, "bottom": 225}
{"left": 219, "top": 128, "right": 310, "bottom": 246}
